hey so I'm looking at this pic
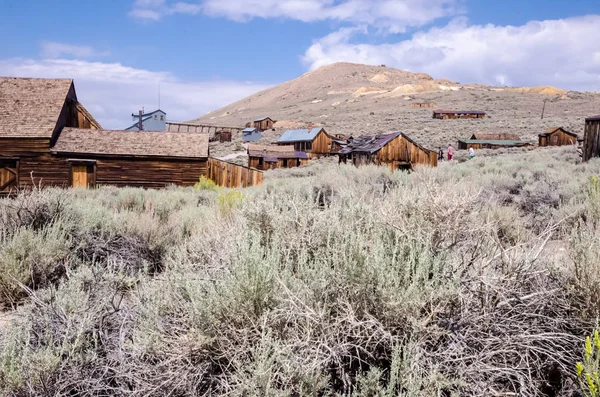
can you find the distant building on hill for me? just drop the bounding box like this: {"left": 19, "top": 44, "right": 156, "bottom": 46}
{"left": 251, "top": 117, "right": 275, "bottom": 131}
{"left": 433, "top": 110, "right": 486, "bottom": 119}
{"left": 538, "top": 127, "right": 578, "bottom": 147}
{"left": 125, "top": 109, "right": 166, "bottom": 131}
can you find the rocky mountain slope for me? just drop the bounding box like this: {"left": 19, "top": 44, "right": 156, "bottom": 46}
{"left": 191, "top": 62, "right": 600, "bottom": 156}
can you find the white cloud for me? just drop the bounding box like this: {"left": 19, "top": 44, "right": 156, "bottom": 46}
{"left": 40, "top": 41, "right": 110, "bottom": 59}
{"left": 0, "top": 58, "right": 270, "bottom": 129}
{"left": 129, "top": 0, "right": 459, "bottom": 32}
{"left": 303, "top": 15, "right": 600, "bottom": 91}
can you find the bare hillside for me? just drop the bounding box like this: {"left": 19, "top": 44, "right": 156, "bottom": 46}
{"left": 191, "top": 62, "right": 600, "bottom": 156}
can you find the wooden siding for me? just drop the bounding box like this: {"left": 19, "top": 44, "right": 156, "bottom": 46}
{"left": 539, "top": 129, "right": 577, "bottom": 147}
{"left": 208, "top": 158, "right": 263, "bottom": 188}
{"left": 311, "top": 130, "right": 336, "bottom": 156}
{"left": 249, "top": 156, "right": 308, "bottom": 170}
{"left": 342, "top": 134, "right": 437, "bottom": 169}
{"left": 254, "top": 119, "right": 274, "bottom": 131}
{"left": 583, "top": 120, "right": 600, "bottom": 162}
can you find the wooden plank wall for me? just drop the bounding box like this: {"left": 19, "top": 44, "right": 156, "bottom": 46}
{"left": 93, "top": 158, "right": 208, "bottom": 188}
{"left": 584, "top": 120, "right": 600, "bottom": 162}
{"left": 311, "top": 130, "right": 335, "bottom": 155}
{"left": 541, "top": 130, "right": 577, "bottom": 147}
{"left": 208, "top": 158, "right": 263, "bottom": 188}
{"left": 375, "top": 135, "right": 438, "bottom": 168}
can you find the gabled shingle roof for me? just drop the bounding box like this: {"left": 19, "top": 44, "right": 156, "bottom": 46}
{"left": 339, "top": 132, "right": 401, "bottom": 154}
{"left": 0, "top": 77, "right": 73, "bottom": 138}
{"left": 277, "top": 127, "right": 325, "bottom": 143}
{"left": 539, "top": 127, "right": 578, "bottom": 138}
{"left": 52, "top": 128, "right": 209, "bottom": 158}
{"left": 254, "top": 117, "right": 273, "bottom": 122}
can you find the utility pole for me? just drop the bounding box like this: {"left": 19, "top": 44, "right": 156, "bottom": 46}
{"left": 541, "top": 99, "right": 548, "bottom": 119}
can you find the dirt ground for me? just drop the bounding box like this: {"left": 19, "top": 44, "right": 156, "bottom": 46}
{"left": 195, "top": 62, "right": 600, "bottom": 161}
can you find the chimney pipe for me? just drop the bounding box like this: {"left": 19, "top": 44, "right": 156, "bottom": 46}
{"left": 308, "top": 122, "right": 313, "bottom": 132}
{"left": 138, "top": 110, "right": 143, "bottom": 131}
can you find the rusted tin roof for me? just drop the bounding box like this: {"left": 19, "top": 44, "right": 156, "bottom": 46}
{"left": 339, "top": 132, "right": 401, "bottom": 155}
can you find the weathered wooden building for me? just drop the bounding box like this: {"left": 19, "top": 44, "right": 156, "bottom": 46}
{"left": 538, "top": 127, "right": 578, "bottom": 147}
{"left": 276, "top": 126, "right": 337, "bottom": 157}
{"left": 470, "top": 133, "right": 520, "bottom": 141}
{"left": 411, "top": 103, "right": 435, "bottom": 108}
{"left": 248, "top": 144, "right": 309, "bottom": 170}
{"left": 457, "top": 139, "right": 531, "bottom": 150}
{"left": 339, "top": 132, "right": 437, "bottom": 169}
{"left": 583, "top": 115, "right": 600, "bottom": 162}
{"left": 51, "top": 128, "right": 210, "bottom": 189}
{"left": 0, "top": 77, "right": 100, "bottom": 194}
{"left": 433, "top": 110, "right": 486, "bottom": 119}
{"left": 253, "top": 117, "right": 275, "bottom": 131}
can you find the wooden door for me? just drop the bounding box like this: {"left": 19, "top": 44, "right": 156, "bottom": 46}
{"left": 0, "top": 160, "right": 18, "bottom": 194}
{"left": 71, "top": 164, "right": 95, "bottom": 188}
{"left": 72, "top": 165, "right": 88, "bottom": 187}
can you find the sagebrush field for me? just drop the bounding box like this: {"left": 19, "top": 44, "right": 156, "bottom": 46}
{"left": 1, "top": 146, "right": 599, "bottom": 396}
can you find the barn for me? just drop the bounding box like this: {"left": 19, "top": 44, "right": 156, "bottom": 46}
{"left": 51, "top": 128, "right": 210, "bottom": 189}
{"left": 247, "top": 144, "right": 309, "bottom": 170}
{"left": 433, "top": 110, "right": 486, "bottom": 120}
{"left": 0, "top": 77, "right": 100, "bottom": 195}
{"left": 538, "top": 127, "right": 578, "bottom": 147}
{"left": 276, "top": 125, "right": 337, "bottom": 157}
{"left": 253, "top": 117, "right": 275, "bottom": 131}
{"left": 338, "top": 132, "right": 437, "bottom": 169}
{"left": 583, "top": 115, "right": 600, "bottom": 162}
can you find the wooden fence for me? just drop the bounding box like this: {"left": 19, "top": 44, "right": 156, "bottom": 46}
{"left": 208, "top": 158, "right": 263, "bottom": 188}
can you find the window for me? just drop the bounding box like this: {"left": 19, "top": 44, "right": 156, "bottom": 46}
{"left": 306, "top": 141, "right": 312, "bottom": 151}
{"left": 160, "top": 115, "right": 164, "bottom": 121}
{"left": 154, "top": 115, "right": 158, "bottom": 120}
{"left": 553, "top": 135, "right": 558, "bottom": 143}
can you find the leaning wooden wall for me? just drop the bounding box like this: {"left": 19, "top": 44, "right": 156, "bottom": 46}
{"left": 584, "top": 120, "right": 600, "bottom": 162}
{"left": 208, "top": 158, "right": 263, "bottom": 188}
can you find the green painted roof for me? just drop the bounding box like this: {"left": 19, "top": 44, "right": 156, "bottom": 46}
{"left": 458, "top": 139, "right": 529, "bottom": 145}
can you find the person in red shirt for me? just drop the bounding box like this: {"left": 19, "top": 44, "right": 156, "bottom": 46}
{"left": 447, "top": 144, "right": 455, "bottom": 161}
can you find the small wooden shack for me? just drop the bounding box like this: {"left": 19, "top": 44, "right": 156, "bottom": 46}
{"left": 0, "top": 77, "right": 100, "bottom": 195}
{"left": 253, "top": 117, "right": 275, "bottom": 131}
{"left": 276, "top": 126, "right": 337, "bottom": 157}
{"left": 411, "top": 103, "right": 435, "bottom": 108}
{"left": 248, "top": 144, "right": 309, "bottom": 170}
{"left": 338, "top": 132, "right": 437, "bottom": 169}
{"left": 538, "top": 127, "right": 578, "bottom": 147}
{"left": 51, "top": 128, "right": 210, "bottom": 189}
{"left": 433, "top": 110, "right": 486, "bottom": 119}
{"left": 457, "top": 139, "right": 530, "bottom": 150}
{"left": 583, "top": 115, "right": 600, "bottom": 162}
{"left": 470, "top": 133, "right": 520, "bottom": 141}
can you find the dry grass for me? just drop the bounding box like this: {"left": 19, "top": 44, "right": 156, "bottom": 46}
{"left": 0, "top": 146, "right": 599, "bottom": 396}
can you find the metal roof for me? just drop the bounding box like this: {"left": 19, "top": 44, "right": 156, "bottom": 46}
{"left": 586, "top": 115, "right": 600, "bottom": 121}
{"left": 277, "top": 127, "right": 325, "bottom": 143}
{"left": 243, "top": 128, "right": 259, "bottom": 133}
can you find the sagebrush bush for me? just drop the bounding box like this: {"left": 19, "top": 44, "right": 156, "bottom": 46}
{"left": 0, "top": 146, "right": 599, "bottom": 396}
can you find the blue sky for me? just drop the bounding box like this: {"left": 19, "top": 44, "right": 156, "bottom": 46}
{"left": 0, "top": 0, "right": 599, "bottom": 128}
